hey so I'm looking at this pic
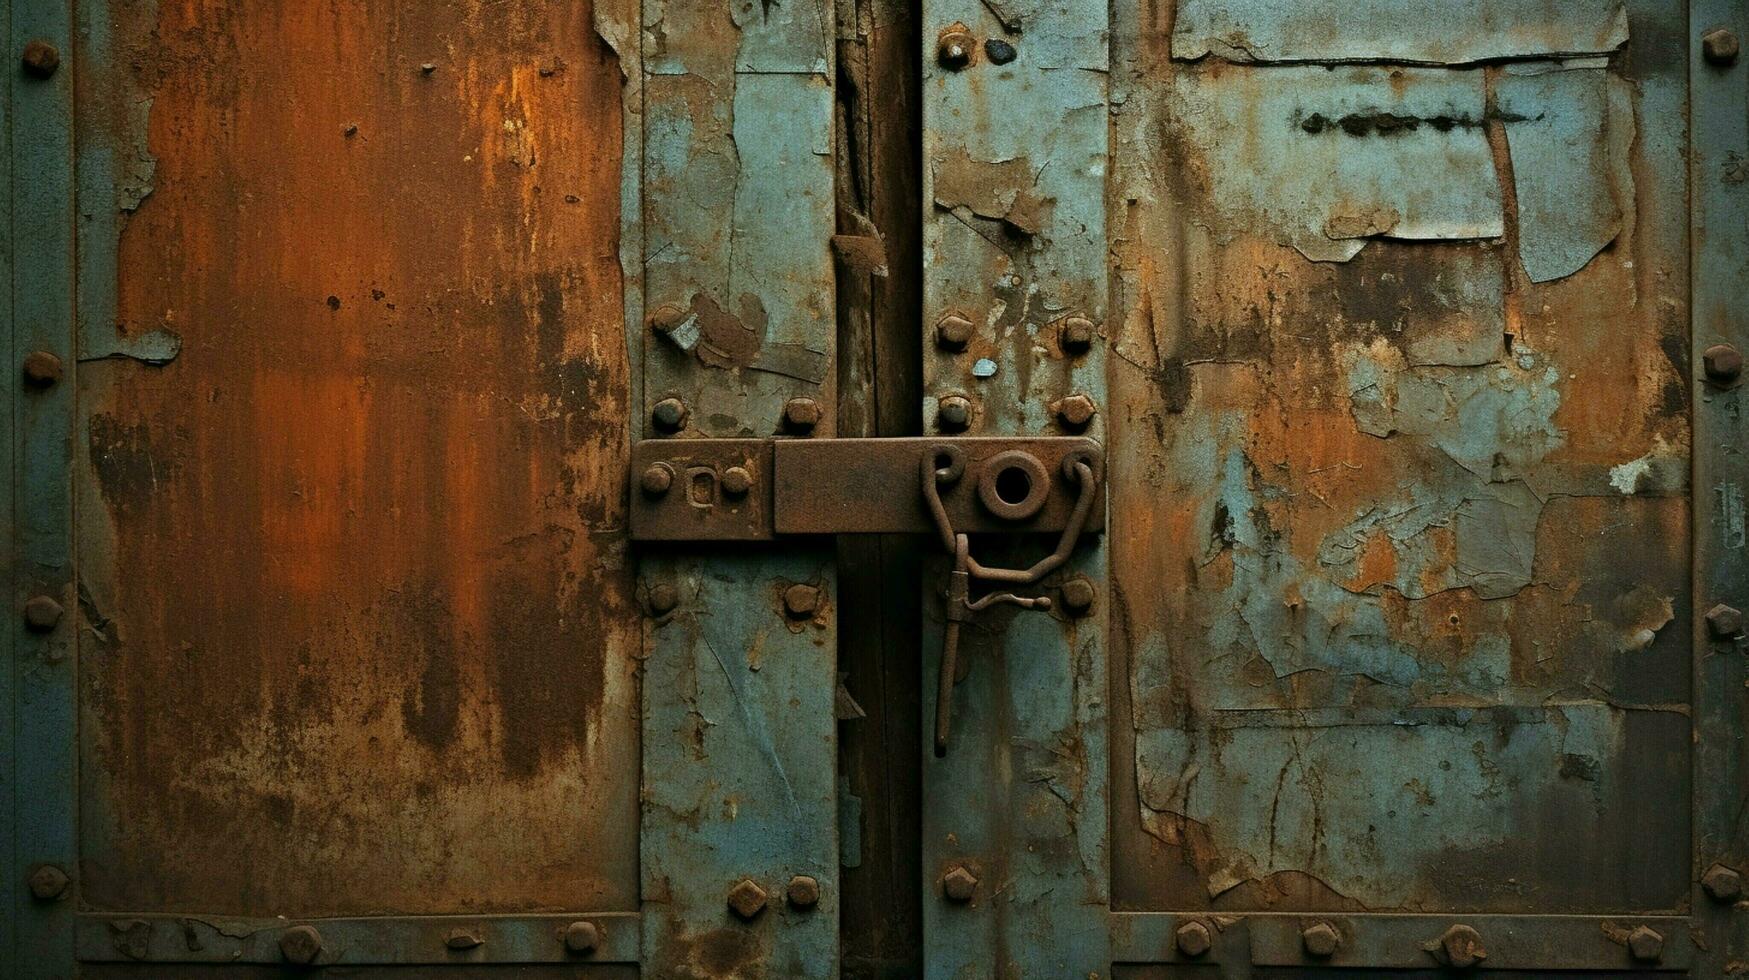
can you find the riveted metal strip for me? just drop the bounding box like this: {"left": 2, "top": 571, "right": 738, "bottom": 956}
{"left": 919, "top": 1, "right": 1110, "bottom": 976}
{"left": 1693, "top": 0, "right": 1749, "bottom": 974}
{"left": 10, "top": 0, "right": 77, "bottom": 974}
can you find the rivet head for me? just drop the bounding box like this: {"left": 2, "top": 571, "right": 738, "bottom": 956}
{"left": 786, "top": 875, "right": 820, "bottom": 908}
{"left": 1060, "top": 577, "right": 1096, "bottom": 616}
{"left": 279, "top": 925, "right": 324, "bottom": 965}
{"left": 445, "top": 927, "right": 484, "bottom": 950}
{"left": 1175, "top": 920, "right": 1212, "bottom": 958}
{"left": 647, "top": 583, "right": 680, "bottom": 617}
{"left": 23, "top": 595, "right": 64, "bottom": 633}
{"left": 985, "top": 38, "right": 1018, "bottom": 65}
{"left": 21, "top": 39, "right": 59, "bottom": 79}
{"left": 937, "top": 25, "right": 975, "bottom": 70}
{"left": 727, "top": 878, "right": 768, "bottom": 919}
{"left": 640, "top": 463, "right": 674, "bottom": 497}
{"left": 22, "top": 351, "right": 63, "bottom": 387}
{"left": 941, "top": 865, "right": 978, "bottom": 902}
{"left": 1439, "top": 924, "right": 1486, "bottom": 969}
{"left": 937, "top": 394, "right": 972, "bottom": 432}
{"left": 783, "top": 397, "right": 821, "bottom": 434}
{"left": 1059, "top": 315, "right": 1095, "bottom": 354}
{"left": 651, "top": 397, "right": 689, "bottom": 433}
{"left": 783, "top": 583, "right": 821, "bottom": 619}
{"left": 721, "top": 465, "right": 754, "bottom": 497}
{"left": 1704, "top": 344, "right": 1744, "bottom": 383}
{"left": 1627, "top": 925, "right": 1664, "bottom": 962}
{"left": 936, "top": 313, "right": 975, "bottom": 350}
{"left": 27, "top": 864, "right": 68, "bottom": 901}
{"left": 562, "top": 920, "right": 599, "bottom": 953}
{"left": 1704, "top": 863, "right": 1744, "bottom": 902}
{"left": 1704, "top": 28, "right": 1741, "bottom": 65}
{"left": 1055, "top": 393, "right": 1098, "bottom": 429}
{"left": 1707, "top": 603, "right": 1745, "bottom": 640}
{"left": 1301, "top": 921, "right": 1340, "bottom": 958}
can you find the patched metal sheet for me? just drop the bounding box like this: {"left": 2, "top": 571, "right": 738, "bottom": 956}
{"left": 1173, "top": 0, "right": 1629, "bottom": 65}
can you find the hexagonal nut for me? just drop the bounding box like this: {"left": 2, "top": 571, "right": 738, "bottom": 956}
{"left": 783, "top": 397, "right": 822, "bottom": 433}
{"left": 1707, "top": 603, "right": 1745, "bottom": 640}
{"left": 1627, "top": 925, "right": 1664, "bottom": 962}
{"left": 27, "top": 864, "right": 69, "bottom": 901}
{"left": 1705, "top": 343, "right": 1744, "bottom": 383}
{"left": 1438, "top": 924, "right": 1486, "bottom": 969}
{"left": 1059, "top": 577, "right": 1096, "bottom": 616}
{"left": 562, "top": 919, "right": 600, "bottom": 953}
{"left": 1055, "top": 393, "right": 1098, "bottom": 429}
{"left": 937, "top": 394, "right": 972, "bottom": 432}
{"left": 1704, "top": 863, "right": 1744, "bottom": 902}
{"left": 936, "top": 313, "right": 975, "bottom": 350}
{"left": 937, "top": 24, "right": 976, "bottom": 70}
{"left": 721, "top": 465, "right": 754, "bottom": 497}
{"left": 941, "top": 865, "right": 978, "bottom": 902}
{"left": 783, "top": 583, "right": 821, "bottom": 619}
{"left": 727, "top": 878, "right": 768, "bottom": 920}
{"left": 23, "top": 594, "right": 64, "bottom": 633}
{"left": 21, "top": 350, "right": 62, "bottom": 387}
{"left": 1704, "top": 27, "right": 1741, "bottom": 65}
{"left": 1058, "top": 315, "right": 1095, "bottom": 354}
{"left": 279, "top": 924, "right": 324, "bottom": 966}
{"left": 21, "top": 39, "right": 60, "bottom": 79}
{"left": 1175, "top": 920, "right": 1212, "bottom": 958}
{"left": 786, "top": 875, "right": 820, "bottom": 909}
{"left": 1301, "top": 921, "right": 1340, "bottom": 959}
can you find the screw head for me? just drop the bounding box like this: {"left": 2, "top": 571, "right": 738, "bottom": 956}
{"left": 1055, "top": 393, "right": 1098, "bottom": 429}
{"left": 1704, "top": 28, "right": 1741, "bottom": 65}
{"left": 1439, "top": 924, "right": 1486, "bottom": 969}
{"left": 1175, "top": 920, "right": 1213, "bottom": 958}
{"left": 22, "top": 351, "right": 62, "bottom": 388}
{"left": 936, "top": 313, "right": 975, "bottom": 350}
{"left": 1705, "top": 344, "right": 1744, "bottom": 383}
{"left": 783, "top": 397, "right": 822, "bottom": 434}
{"left": 941, "top": 865, "right": 978, "bottom": 902}
{"left": 1059, "top": 315, "right": 1095, "bottom": 354}
{"left": 721, "top": 465, "right": 753, "bottom": 497}
{"left": 1705, "top": 863, "right": 1744, "bottom": 902}
{"left": 651, "top": 397, "right": 689, "bottom": 433}
{"left": 1627, "top": 925, "right": 1664, "bottom": 962}
{"left": 727, "top": 878, "right": 768, "bottom": 919}
{"left": 23, "top": 595, "right": 63, "bottom": 633}
{"left": 783, "top": 583, "right": 821, "bottom": 619}
{"left": 1302, "top": 921, "right": 1340, "bottom": 958}
{"left": 280, "top": 925, "right": 324, "bottom": 965}
{"left": 562, "top": 920, "right": 599, "bottom": 953}
{"left": 1707, "top": 603, "right": 1745, "bottom": 640}
{"left": 21, "top": 39, "right": 59, "bottom": 79}
{"left": 647, "top": 583, "right": 680, "bottom": 616}
{"left": 1059, "top": 577, "right": 1096, "bottom": 616}
{"left": 937, "top": 26, "right": 975, "bottom": 70}
{"left": 786, "top": 875, "right": 820, "bottom": 908}
{"left": 640, "top": 463, "right": 674, "bottom": 497}
{"left": 27, "top": 864, "right": 68, "bottom": 901}
{"left": 937, "top": 394, "right": 972, "bottom": 432}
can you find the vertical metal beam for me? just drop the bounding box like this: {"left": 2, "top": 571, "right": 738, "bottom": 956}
{"left": 919, "top": 2, "right": 1109, "bottom": 975}
{"left": 1692, "top": 0, "right": 1749, "bottom": 975}
{"left": 638, "top": 1, "right": 839, "bottom": 976}
{"left": 10, "top": 0, "right": 75, "bottom": 975}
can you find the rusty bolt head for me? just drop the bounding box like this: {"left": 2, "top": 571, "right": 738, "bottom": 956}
{"left": 1056, "top": 393, "right": 1098, "bottom": 429}
{"left": 721, "top": 465, "right": 753, "bottom": 497}
{"left": 22, "top": 350, "right": 63, "bottom": 388}
{"left": 640, "top": 463, "right": 674, "bottom": 497}
{"left": 1707, "top": 603, "right": 1745, "bottom": 640}
{"left": 1705, "top": 344, "right": 1744, "bottom": 383}
{"left": 646, "top": 303, "right": 689, "bottom": 337}
{"left": 1059, "top": 577, "right": 1096, "bottom": 616}
{"left": 1175, "top": 920, "right": 1213, "bottom": 958}
{"left": 786, "top": 875, "right": 820, "bottom": 908}
{"left": 1301, "top": 921, "right": 1340, "bottom": 958}
{"left": 1704, "top": 863, "right": 1744, "bottom": 902}
{"left": 280, "top": 925, "right": 324, "bottom": 965}
{"left": 27, "top": 864, "right": 68, "bottom": 901}
{"left": 651, "top": 397, "right": 689, "bottom": 433}
{"left": 647, "top": 583, "right": 679, "bottom": 617}
{"left": 23, "top": 594, "right": 63, "bottom": 633}
{"left": 1059, "top": 315, "right": 1095, "bottom": 354}
{"left": 783, "top": 397, "right": 822, "bottom": 434}
{"left": 21, "top": 39, "right": 59, "bottom": 79}
{"left": 937, "top": 394, "right": 972, "bottom": 432}
{"left": 1627, "top": 925, "right": 1664, "bottom": 962}
{"left": 936, "top": 313, "right": 975, "bottom": 350}
{"left": 445, "top": 927, "right": 484, "bottom": 950}
{"left": 783, "top": 583, "right": 821, "bottom": 619}
{"left": 937, "top": 25, "right": 975, "bottom": 70}
{"left": 1704, "top": 28, "right": 1740, "bottom": 66}
{"left": 1438, "top": 924, "right": 1486, "bottom": 969}
{"left": 562, "top": 920, "right": 599, "bottom": 953}
{"left": 728, "top": 878, "right": 768, "bottom": 919}
{"left": 941, "top": 865, "right": 978, "bottom": 902}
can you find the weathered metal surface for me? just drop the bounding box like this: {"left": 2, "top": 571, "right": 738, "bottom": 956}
{"left": 1111, "top": 0, "right": 1695, "bottom": 940}
{"left": 921, "top": 0, "right": 1111, "bottom": 974}
{"left": 74, "top": 0, "right": 640, "bottom": 924}
{"left": 631, "top": 439, "right": 775, "bottom": 541}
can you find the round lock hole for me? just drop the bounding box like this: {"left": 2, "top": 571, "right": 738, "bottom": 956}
{"left": 994, "top": 466, "right": 1032, "bottom": 505}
